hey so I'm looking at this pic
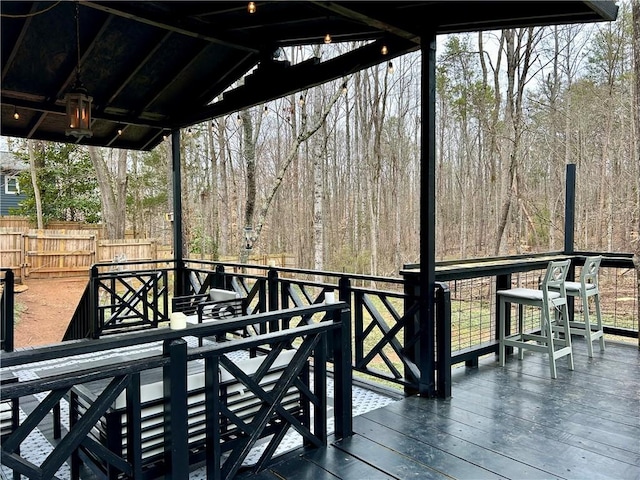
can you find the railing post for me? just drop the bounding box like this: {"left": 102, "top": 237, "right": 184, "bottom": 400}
{"left": 400, "top": 269, "right": 422, "bottom": 396}
{"left": 496, "top": 273, "right": 511, "bottom": 356}
{"left": 89, "top": 265, "right": 99, "bottom": 339}
{"left": 334, "top": 276, "right": 351, "bottom": 357}
{"left": 564, "top": 163, "right": 576, "bottom": 255}
{"left": 333, "top": 306, "right": 352, "bottom": 438}
{"left": 435, "top": 282, "right": 451, "bottom": 398}
{"left": 213, "top": 264, "right": 226, "bottom": 289}
{"left": 1, "top": 269, "right": 15, "bottom": 352}
{"left": 267, "top": 268, "right": 279, "bottom": 311}
{"left": 164, "top": 338, "right": 188, "bottom": 480}
{"left": 268, "top": 268, "right": 279, "bottom": 333}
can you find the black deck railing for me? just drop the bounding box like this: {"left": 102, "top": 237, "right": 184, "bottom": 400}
{"left": 1, "top": 304, "right": 351, "bottom": 480}
{"left": 1, "top": 268, "right": 15, "bottom": 352}
{"left": 5, "top": 252, "right": 638, "bottom": 398}
{"left": 181, "top": 259, "right": 457, "bottom": 398}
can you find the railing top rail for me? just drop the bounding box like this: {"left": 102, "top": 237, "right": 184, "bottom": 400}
{"left": 190, "top": 321, "right": 338, "bottom": 359}
{"left": 1, "top": 321, "right": 336, "bottom": 401}
{"left": 413, "top": 251, "right": 636, "bottom": 281}
{"left": 0, "top": 303, "right": 346, "bottom": 369}
{"left": 93, "top": 258, "right": 174, "bottom": 269}
{"left": 183, "top": 259, "right": 406, "bottom": 285}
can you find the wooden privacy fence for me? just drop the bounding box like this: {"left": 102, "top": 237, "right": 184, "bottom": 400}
{"left": 0, "top": 229, "right": 158, "bottom": 280}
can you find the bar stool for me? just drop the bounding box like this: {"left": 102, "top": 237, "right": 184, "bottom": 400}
{"left": 554, "top": 255, "right": 605, "bottom": 357}
{"left": 498, "top": 259, "right": 573, "bottom": 378}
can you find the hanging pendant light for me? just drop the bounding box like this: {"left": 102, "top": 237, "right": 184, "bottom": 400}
{"left": 65, "top": 2, "right": 92, "bottom": 139}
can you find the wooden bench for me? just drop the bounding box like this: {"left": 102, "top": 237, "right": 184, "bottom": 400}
{"left": 69, "top": 348, "right": 305, "bottom": 479}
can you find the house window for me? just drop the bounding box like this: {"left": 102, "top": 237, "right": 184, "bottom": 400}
{"left": 5, "top": 175, "right": 20, "bottom": 195}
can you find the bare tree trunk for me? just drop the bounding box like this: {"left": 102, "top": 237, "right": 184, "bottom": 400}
{"left": 239, "top": 109, "right": 256, "bottom": 263}
{"left": 252, "top": 84, "right": 346, "bottom": 252}
{"left": 478, "top": 32, "right": 503, "bottom": 255}
{"left": 312, "top": 131, "right": 324, "bottom": 273}
{"left": 495, "top": 28, "right": 538, "bottom": 255}
{"left": 27, "top": 141, "right": 43, "bottom": 229}
{"left": 207, "top": 120, "right": 220, "bottom": 259}
{"left": 89, "top": 146, "right": 127, "bottom": 240}
{"left": 216, "top": 117, "right": 230, "bottom": 256}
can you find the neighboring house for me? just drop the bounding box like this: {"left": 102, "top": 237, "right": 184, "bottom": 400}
{"left": 0, "top": 151, "right": 28, "bottom": 215}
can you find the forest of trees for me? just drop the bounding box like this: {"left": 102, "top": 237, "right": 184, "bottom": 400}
{"left": 8, "top": 1, "right": 639, "bottom": 278}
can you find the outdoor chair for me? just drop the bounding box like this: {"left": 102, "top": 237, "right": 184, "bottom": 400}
{"left": 498, "top": 259, "right": 574, "bottom": 378}
{"left": 550, "top": 255, "right": 605, "bottom": 357}
{"left": 172, "top": 288, "right": 247, "bottom": 344}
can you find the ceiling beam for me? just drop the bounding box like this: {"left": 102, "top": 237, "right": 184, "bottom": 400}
{"left": 178, "top": 37, "right": 417, "bottom": 127}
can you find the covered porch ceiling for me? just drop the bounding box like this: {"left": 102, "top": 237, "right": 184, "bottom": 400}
{"left": 1, "top": 1, "right": 618, "bottom": 151}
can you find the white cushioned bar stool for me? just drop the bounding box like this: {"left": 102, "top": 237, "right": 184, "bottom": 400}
{"left": 498, "top": 259, "right": 573, "bottom": 378}
{"left": 552, "top": 255, "right": 605, "bottom": 358}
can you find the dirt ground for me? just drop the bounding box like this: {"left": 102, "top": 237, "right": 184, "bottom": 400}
{"left": 13, "top": 277, "right": 88, "bottom": 348}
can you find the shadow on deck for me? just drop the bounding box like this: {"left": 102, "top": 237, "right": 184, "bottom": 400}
{"left": 243, "top": 338, "right": 639, "bottom": 480}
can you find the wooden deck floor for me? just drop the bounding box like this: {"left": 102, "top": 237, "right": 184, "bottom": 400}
{"left": 243, "top": 339, "right": 640, "bottom": 480}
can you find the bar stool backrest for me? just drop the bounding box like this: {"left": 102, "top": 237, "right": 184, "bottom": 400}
{"left": 540, "top": 259, "right": 571, "bottom": 309}
{"left": 581, "top": 256, "right": 602, "bottom": 290}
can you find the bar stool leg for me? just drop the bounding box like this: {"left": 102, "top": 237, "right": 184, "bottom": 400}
{"left": 561, "top": 302, "right": 574, "bottom": 371}
{"left": 546, "top": 308, "right": 557, "bottom": 379}
{"left": 582, "top": 291, "right": 595, "bottom": 358}
{"left": 499, "top": 297, "right": 506, "bottom": 367}
{"left": 594, "top": 293, "right": 606, "bottom": 353}
{"left": 518, "top": 304, "right": 525, "bottom": 360}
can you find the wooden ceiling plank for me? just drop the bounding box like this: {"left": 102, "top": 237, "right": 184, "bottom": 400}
{"left": 85, "top": 1, "right": 259, "bottom": 54}
{"left": 1, "top": 6, "right": 35, "bottom": 82}
{"left": 104, "top": 30, "right": 173, "bottom": 107}
{"left": 54, "top": 15, "right": 114, "bottom": 101}
{"left": 312, "top": 1, "right": 420, "bottom": 44}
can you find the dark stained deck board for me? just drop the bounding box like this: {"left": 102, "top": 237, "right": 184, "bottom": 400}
{"left": 356, "top": 406, "right": 560, "bottom": 479}
{"left": 4, "top": 340, "right": 639, "bottom": 480}
{"left": 262, "top": 339, "right": 639, "bottom": 480}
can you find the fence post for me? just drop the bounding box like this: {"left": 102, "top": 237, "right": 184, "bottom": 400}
{"left": 164, "top": 338, "right": 188, "bottom": 480}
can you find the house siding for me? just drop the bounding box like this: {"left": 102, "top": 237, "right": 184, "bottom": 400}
{"left": 0, "top": 152, "right": 28, "bottom": 216}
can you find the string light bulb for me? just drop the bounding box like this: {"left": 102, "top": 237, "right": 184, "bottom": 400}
{"left": 117, "top": 128, "right": 123, "bottom": 135}
{"left": 381, "top": 44, "right": 388, "bottom": 55}
{"left": 341, "top": 83, "right": 347, "bottom": 94}
{"left": 298, "top": 95, "right": 305, "bottom": 106}
{"left": 388, "top": 62, "right": 394, "bottom": 74}
{"left": 247, "top": 2, "right": 256, "bottom": 14}
{"left": 324, "top": 33, "right": 332, "bottom": 44}
{"left": 13, "top": 107, "right": 19, "bottom": 120}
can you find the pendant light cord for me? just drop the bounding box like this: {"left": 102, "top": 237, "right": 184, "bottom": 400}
{"left": 75, "top": 1, "right": 81, "bottom": 82}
